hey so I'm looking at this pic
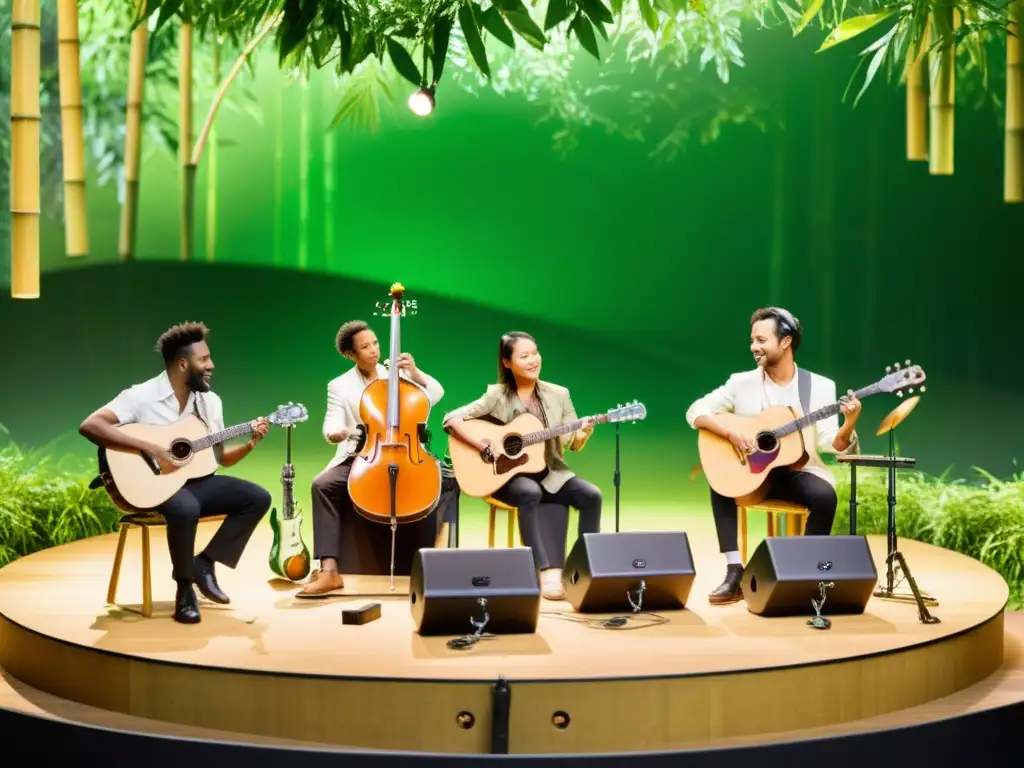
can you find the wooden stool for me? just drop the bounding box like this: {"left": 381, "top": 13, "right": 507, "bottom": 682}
{"left": 107, "top": 512, "right": 226, "bottom": 617}
{"left": 738, "top": 499, "right": 808, "bottom": 563}
{"left": 485, "top": 497, "right": 522, "bottom": 548}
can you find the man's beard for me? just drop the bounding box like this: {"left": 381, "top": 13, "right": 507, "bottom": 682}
{"left": 186, "top": 368, "right": 210, "bottom": 392}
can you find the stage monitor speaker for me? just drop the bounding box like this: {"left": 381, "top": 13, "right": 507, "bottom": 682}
{"left": 410, "top": 547, "right": 541, "bottom": 636}
{"left": 741, "top": 535, "right": 878, "bottom": 617}
{"left": 563, "top": 531, "right": 696, "bottom": 613}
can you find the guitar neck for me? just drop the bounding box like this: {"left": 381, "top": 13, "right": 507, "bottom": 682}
{"left": 774, "top": 382, "right": 882, "bottom": 438}
{"left": 191, "top": 421, "right": 255, "bottom": 452}
{"left": 522, "top": 416, "right": 602, "bottom": 446}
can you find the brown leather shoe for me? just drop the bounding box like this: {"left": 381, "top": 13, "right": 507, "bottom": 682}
{"left": 296, "top": 569, "right": 345, "bottom": 599}
{"left": 708, "top": 564, "right": 744, "bottom": 605}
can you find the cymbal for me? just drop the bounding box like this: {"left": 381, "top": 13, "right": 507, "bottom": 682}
{"left": 876, "top": 395, "right": 920, "bottom": 436}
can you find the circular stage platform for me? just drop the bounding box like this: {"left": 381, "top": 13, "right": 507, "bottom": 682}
{"left": 0, "top": 525, "right": 1011, "bottom": 757}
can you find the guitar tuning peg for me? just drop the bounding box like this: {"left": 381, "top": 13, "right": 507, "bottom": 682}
{"left": 896, "top": 391, "right": 904, "bottom": 398}
{"left": 908, "top": 388, "right": 914, "bottom": 394}
{"left": 885, "top": 366, "right": 891, "bottom": 373}
{"left": 919, "top": 386, "right": 926, "bottom": 393}
{"left": 894, "top": 362, "right": 901, "bottom": 370}
{"left": 905, "top": 359, "right": 911, "bottom": 366}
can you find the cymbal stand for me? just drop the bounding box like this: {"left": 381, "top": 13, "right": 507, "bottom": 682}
{"left": 872, "top": 426, "right": 940, "bottom": 624}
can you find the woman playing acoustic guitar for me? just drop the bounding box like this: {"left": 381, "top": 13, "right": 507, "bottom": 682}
{"left": 443, "top": 331, "right": 603, "bottom": 600}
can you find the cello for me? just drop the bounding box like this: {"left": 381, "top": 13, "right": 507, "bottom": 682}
{"left": 347, "top": 282, "right": 442, "bottom": 589}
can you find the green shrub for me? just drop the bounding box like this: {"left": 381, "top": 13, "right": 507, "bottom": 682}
{"left": 0, "top": 435, "right": 121, "bottom": 568}
{"left": 833, "top": 464, "right": 1024, "bottom": 608}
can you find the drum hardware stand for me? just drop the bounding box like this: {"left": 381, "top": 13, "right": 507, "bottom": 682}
{"left": 844, "top": 382, "right": 940, "bottom": 625}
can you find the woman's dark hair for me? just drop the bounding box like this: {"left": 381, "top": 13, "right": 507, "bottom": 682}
{"left": 497, "top": 331, "right": 536, "bottom": 392}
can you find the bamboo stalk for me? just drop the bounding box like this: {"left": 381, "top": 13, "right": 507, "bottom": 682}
{"left": 180, "top": 21, "right": 193, "bottom": 260}
{"left": 298, "top": 77, "right": 309, "bottom": 270}
{"left": 11, "top": 0, "right": 41, "bottom": 299}
{"left": 906, "top": 25, "right": 929, "bottom": 161}
{"left": 57, "top": 0, "right": 88, "bottom": 257}
{"left": 929, "top": 9, "right": 956, "bottom": 175}
{"left": 119, "top": 3, "right": 148, "bottom": 261}
{"left": 323, "top": 73, "right": 335, "bottom": 268}
{"left": 205, "top": 40, "right": 221, "bottom": 262}
{"left": 1006, "top": 2, "right": 1022, "bottom": 202}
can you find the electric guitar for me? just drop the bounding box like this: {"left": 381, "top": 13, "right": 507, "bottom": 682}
{"left": 96, "top": 403, "right": 309, "bottom": 511}
{"left": 449, "top": 401, "right": 647, "bottom": 498}
{"left": 697, "top": 362, "right": 926, "bottom": 503}
{"left": 269, "top": 403, "right": 312, "bottom": 582}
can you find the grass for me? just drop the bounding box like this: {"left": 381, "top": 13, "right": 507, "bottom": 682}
{"left": 1, "top": 424, "right": 1022, "bottom": 610}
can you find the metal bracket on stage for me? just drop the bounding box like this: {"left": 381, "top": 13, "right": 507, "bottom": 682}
{"left": 490, "top": 675, "right": 511, "bottom": 754}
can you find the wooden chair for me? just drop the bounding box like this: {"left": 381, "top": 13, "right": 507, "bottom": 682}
{"left": 738, "top": 499, "right": 809, "bottom": 564}
{"left": 107, "top": 512, "right": 226, "bottom": 618}
{"left": 485, "top": 497, "right": 522, "bottom": 548}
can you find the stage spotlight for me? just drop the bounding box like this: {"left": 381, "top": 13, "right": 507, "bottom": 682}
{"left": 408, "top": 85, "right": 436, "bottom": 117}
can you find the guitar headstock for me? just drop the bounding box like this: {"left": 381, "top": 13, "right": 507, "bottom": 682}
{"left": 606, "top": 400, "right": 647, "bottom": 424}
{"left": 374, "top": 282, "right": 418, "bottom": 318}
{"left": 268, "top": 402, "right": 309, "bottom": 427}
{"left": 877, "top": 360, "right": 926, "bottom": 399}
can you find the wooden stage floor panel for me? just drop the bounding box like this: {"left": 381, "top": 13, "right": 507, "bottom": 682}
{"left": 0, "top": 525, "right": 1011, "bottom": 754}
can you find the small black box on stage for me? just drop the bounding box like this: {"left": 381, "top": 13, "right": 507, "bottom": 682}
{"left": 741, "top": 535, "right": 878, "bottom": 617}
{"left": 342, "top": 602, "right": 381, "bottom": 625}
{"left": 410, "top": 547, "right": 540, "bottom": 636}
{"left": 563, "top": 531, "right": 697, "bottom": 613}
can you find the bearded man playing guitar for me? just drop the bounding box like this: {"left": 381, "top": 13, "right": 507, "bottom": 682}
{"left": 79, "top": 322, "right": 272, "bottom": 625}
{"left": 687, "top": 307, "right": 862, "bottom": 606}
{"left": 444, "top": 331, "right": 603, "bottom": 601}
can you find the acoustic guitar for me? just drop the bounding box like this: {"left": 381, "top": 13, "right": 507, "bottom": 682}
{"left": 696, "top": 363, "right": 925, "bottom": 503}
{"left": 449, "top": 401, "right": 647, "bottom": 498}
{"left": 96, "top": 403, "right": 308, "bottom": 511}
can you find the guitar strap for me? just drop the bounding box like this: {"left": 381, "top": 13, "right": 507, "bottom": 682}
{"left": 797, "top": 367, "right": 812, "bottom": 417}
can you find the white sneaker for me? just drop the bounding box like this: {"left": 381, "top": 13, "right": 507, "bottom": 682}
{"left": 539, "top": 568, "right": 566, "bottom": 600}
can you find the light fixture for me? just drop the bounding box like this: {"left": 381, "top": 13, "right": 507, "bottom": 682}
{"left": 408, "top": 84, "right": 436, "bottom": 117}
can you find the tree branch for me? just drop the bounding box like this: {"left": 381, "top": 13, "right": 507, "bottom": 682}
{"left": 190, "top": 13, "right": 283, "bottom": 167}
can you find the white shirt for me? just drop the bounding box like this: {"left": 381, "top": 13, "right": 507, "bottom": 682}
{"left": 685, "top": 365, "right": 858, "bottom": 486}
{"left": 321, "top": 363, "right": 445, "bottom": 471}
{"left": 104, "top": 370, "right": 227, "bottom": 462}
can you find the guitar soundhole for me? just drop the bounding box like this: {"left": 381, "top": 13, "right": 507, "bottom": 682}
{"left": 503, "top": 435, "right": 523, "bottom": 456}
{"left": 755, "top": 432, "right": 777, "bottom": 453}
{"left": 169, "top": 440, "right": 192, "bottom": 461}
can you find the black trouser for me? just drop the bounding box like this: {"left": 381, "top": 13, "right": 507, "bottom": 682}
{"left": 491, "top": 474, "right": 603, "bottom": 570}
{"left": 710, "top": 469, "right": 838, "bottom": 553}
{"left": 154, "top": 475, "right": 271, "bottom": 582}
{"left": 310, "top": 459, "right": 447, "bottom": 575}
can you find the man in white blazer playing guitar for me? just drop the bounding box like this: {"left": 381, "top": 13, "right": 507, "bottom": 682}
{"left": 79, "top": 322, "right": 272, "bottom": 624}
{"left": 686, "top": 307, "right": 862, "bottom": 605}
{"left": 297, "top": 319, "right": 445, "bottom": 598}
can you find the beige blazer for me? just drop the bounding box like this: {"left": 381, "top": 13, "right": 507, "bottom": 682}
{"left": 443, "top": 380, "right": 586, "bottom": 493}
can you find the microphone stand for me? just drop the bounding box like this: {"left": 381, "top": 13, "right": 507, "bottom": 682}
{"left": 614, "top": 421, "right": 621, "bottom": 533}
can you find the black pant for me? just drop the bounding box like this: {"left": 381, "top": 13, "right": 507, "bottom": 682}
{"left": 492, "top": 474, "right": 603, "bottom": 570}
{"left": 310, "top": 459, "right": 448, "bottom": 575}
{"left": 711, "top": 469, "right": 838, "bottom": 553}
{"left": 154, "top": 474, "right": 271, "bottom": 582}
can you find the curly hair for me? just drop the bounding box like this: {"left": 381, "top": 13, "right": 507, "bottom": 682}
{"left": 335, "top": 320, "right": 370, "bottom": 356}
{"left": 154, "top": 321, "right": 209, "bottom": 364}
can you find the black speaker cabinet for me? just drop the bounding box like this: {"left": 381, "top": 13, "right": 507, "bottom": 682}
{"left": 741, "top": 535, "right": 878, "bottom": 617}
{"left": 410, "top": 547, "right": 541, "bottom": 636}
{"left": 563, "top": 532, "right": 696, "bottom": 613}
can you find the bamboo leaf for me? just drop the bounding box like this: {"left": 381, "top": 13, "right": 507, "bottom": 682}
{"left": 638, "top": 0, "right": 659, "bottom": 32}
{"left": 817, "top": 10, "right": 898, "bottom": 52}
{"left": 432, "top": 16, "right": 454, "bottom": 81}
{"left": 853, "top": 43, "right": 888, "bottom": 105}
{"left": 570, "top": 11, "right": 601, "bottom": 59}
{"left": 794, "top": 0, "right": 824, "bottom": 35}
{"left": 155, "top": 0, "right": 183, "bottom": 29}
{"left": 545, "top": 0, "right": 573, "bottom": 29}
{"left": 386, "top": 37, "right": 422, "bottom": 86}
{"left": 580, "top": 0, "right": 615, "bottom": 25}
{"left": 481, "top": 6, "right": 516, "bottom": 48}
{"left": 458, "top": 3, "right": 491, "bottom": 77}
{"left": 611, "top": 0, "right": 624, "bottom": 14}
{"left": 503, "top": 8, "right": 548, "bottom": 49}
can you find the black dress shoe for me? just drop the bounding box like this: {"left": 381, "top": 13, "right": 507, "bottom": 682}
{"left": 709, "top": 563, "right": 745, "bottom": 605}
{"left": 193, "top": 555, "right": 231, "bottom": 604}
{"left": 174, "top": 583, "right": 201, "bottom": 624}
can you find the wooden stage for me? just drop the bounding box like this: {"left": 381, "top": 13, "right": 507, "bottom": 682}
{"left": 0, "top": 522, "right": 1013, "bottom": 755}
